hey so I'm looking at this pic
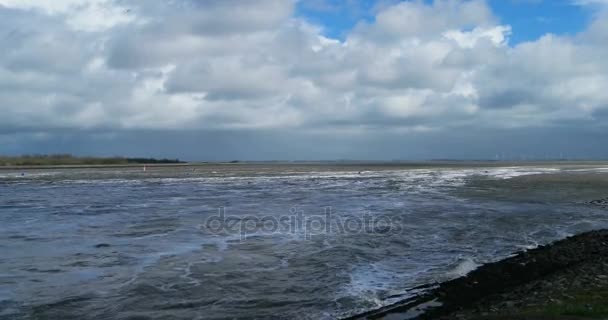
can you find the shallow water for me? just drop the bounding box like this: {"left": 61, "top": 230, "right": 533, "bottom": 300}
{"left": 1, "top": 163, "right": 608, "bottom": 319}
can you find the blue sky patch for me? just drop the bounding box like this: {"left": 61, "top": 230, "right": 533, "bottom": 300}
{"left": 296, "top": 0, "right": 594, "bottom": 45}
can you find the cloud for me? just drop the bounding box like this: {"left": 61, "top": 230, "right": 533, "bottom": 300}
{"left": 0, "top": 0, "right": 136, "bottom": 31}
{"left": 0, "top": 0, "right": 607, "bottom": 157}
{"left": 351, "top": 0, "right": 496, "bottom": 41}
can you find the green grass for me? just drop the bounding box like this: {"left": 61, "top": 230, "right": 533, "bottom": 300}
{"left": 523, "top": 290, "right": 608, "bottom": 318}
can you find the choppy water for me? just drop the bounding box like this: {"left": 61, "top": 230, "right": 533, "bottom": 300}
{"left": 1, "top": 163, "right": 608, "bottom": 319}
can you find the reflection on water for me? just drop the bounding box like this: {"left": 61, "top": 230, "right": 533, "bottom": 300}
{"left": 1, "top": 163, "right": 608, "bottom": 319}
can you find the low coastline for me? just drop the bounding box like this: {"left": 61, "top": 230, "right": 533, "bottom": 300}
{"left": 348, "top": 229, "right": 608, "bottom": 319}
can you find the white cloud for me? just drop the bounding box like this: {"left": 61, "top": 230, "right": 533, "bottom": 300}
{"left": 0, "top": 0, "right": 136, "bottom": 31}
{"left": 0, "top": 0, "right": 607, "bottom": 137}
{"left": 443, "top": 25, "right": 511, "bottom": 48}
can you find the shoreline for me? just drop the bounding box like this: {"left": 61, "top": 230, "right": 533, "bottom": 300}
{"left": 2, "top": 160, "right": 608, "bottom": 171}
{"left": 347, "top": 229, "right": 608, "bottom": 319}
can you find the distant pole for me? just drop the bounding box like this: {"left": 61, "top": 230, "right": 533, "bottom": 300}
{"left": 143, "top": 165, "right": 147, "bottom": 172}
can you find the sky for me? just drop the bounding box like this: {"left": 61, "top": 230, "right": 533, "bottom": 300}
{"left": 1, "top": 0, "right": 608, "bottom": 161}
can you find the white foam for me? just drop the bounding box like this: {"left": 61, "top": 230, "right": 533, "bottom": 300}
{"left": 516, "top": 243, "right": 539, "bottom": 251}
{"left": 341, "top": 262, "right": 415, "bottom": 308}
{"left": 480, "top": 167, "right": 559, "bottom": 180}
{"left": 445, "top": 258, "right": 479, "bottom": 278}
{"left": 179, "top": 262, "right": 202, "bottom": 287}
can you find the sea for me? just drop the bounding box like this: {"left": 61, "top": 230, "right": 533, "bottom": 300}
{"left": 1, "top": 162, "right": 608, "bottom": 319}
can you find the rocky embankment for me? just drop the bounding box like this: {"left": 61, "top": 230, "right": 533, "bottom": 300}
{"left": 348, "top": 230, "right": 608, "bottom": 320}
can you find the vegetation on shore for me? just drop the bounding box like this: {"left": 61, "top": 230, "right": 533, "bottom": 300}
{"left": 522, "top": 289, "right": 608, "bottom": 318}
{"left": 0, "top": 154, "right": 184, "bottom": 166}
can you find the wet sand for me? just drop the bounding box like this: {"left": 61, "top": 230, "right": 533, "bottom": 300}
{"left": 348, "top": 230, "right": 608, "bottom": 319}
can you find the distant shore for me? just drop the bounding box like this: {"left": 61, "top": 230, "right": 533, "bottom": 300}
{"left": 348, "top": 229, "right": 608, "bottom": 319}
{"left": 0, "top": 154, "right": 184, "bottom": 167}
{"left": 2, "top": 158, "right": 608, "bottom": 171}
